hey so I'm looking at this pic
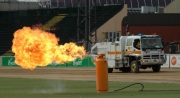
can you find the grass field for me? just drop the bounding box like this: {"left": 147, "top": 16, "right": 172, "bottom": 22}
{"left": 0, "top": 77, "right": 180, "bottom": 98}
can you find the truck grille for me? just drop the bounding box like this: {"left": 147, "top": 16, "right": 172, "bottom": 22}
{"left": 143, "top": 55, "right": 164, "bottom": 59}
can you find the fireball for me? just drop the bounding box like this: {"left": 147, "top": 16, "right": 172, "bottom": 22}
{"left": 12, "top": 27, "right": 86, "bottom": 70}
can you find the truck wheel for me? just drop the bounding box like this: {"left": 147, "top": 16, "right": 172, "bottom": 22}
{"left": 152, "top": 65, "right": 161, "bottom": 72}
{"left": 108, "top": 68, "right": 113, "bottom": 73}
{"left": 130, "top": 61, "right": 139, "bottom": 73}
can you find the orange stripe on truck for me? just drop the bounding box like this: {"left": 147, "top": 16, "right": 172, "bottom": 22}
{"left": 125, "top": 51, "right": 141, "bottom": 54}
{"left": 108, "top": 51, "right": 121, "bottom": 54}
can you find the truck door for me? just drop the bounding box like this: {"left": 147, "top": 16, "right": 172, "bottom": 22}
{"left": 125, "top": 38, "right": 141, "bottom": 55}
{"left": 125, "top": 38, "right": 133, "bottom": 54}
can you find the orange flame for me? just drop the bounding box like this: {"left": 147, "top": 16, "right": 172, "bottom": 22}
{"left": 12, "top": 27, "right": 86, "bottom": 70}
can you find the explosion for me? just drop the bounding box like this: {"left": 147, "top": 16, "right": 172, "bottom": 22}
{"left": 12, "top": 27, "right": 86, "bottom": 70}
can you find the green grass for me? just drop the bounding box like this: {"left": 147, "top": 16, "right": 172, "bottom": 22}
{"left": 0, "top": 77, "right": 180, "bottom": 98}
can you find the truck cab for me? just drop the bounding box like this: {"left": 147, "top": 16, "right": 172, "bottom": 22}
{"left": 123, "top": 35, "right": 166, "bottom": 73}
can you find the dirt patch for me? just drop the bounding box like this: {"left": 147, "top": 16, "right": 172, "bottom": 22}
{"left": 0, "top": 67, "right": 179, "bottom": 84}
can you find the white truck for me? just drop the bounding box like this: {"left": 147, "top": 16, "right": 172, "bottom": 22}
{"left": 91, "top": 33, "right": 166, "bottom": 73}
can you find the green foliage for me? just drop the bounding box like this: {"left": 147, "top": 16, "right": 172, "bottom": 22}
{"left": 0, "top": 77, "right": 179, "bottom": 98}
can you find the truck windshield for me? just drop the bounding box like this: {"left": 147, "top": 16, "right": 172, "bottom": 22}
{"left": 141, "top": 37, "right": 164, "bottom": 49}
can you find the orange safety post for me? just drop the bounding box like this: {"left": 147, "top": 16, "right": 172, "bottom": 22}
{"left": 95, "top": 54, "right": 108, "bottom": 93}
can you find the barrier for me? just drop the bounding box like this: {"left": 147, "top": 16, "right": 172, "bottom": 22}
{"left": 169, "top": 55, "right": 180, "bottom": 68}
{"left": 162, "top": 54, "right": 170, "bottom": 68}
{"left": 162, "top": 54, "right": 180, "bottom": 68}
{"left": 0, "top": 56, "right": 95, "bottom": 67}
{"left": 1, "top": 56, "right": 17, "bottom": 66}
{"left": 1, "top": 54, "right": 180, "bottom": 68}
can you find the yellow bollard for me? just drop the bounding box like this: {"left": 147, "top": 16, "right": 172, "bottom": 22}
{"left": 95, "top": 54, "right": 108, "bottom": 93}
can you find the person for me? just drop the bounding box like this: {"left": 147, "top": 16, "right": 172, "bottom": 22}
{"left": 136, "top": 41, "right": 140, "bottom": 49}
{"left": 134, "top": 39, "right": 140, "bottom": 49}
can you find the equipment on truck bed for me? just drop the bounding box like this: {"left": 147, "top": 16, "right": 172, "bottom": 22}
{"left": 91, "top": 32, "right": 166, "bottom": 73}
